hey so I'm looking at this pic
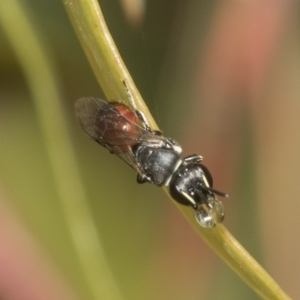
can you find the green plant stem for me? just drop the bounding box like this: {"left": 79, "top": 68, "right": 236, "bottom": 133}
{"left": 63, "top": 0, "right": 292, "bottom": 299}
{"left": 63, "top": 0, "right": 158, "bottom": 130}
{"left": 0, "top": 1, "right": 123, "bottom": 300}
{"left": 177, "top": 201, "right": 291, "bottom": 300}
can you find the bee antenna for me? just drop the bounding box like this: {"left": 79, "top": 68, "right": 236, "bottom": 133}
{"left": 204, "top": 186, "right": 229, "bottom": 198}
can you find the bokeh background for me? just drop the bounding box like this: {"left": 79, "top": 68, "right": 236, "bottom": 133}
{"left": 0, "top": 0, "right": 299, "bottom": 299}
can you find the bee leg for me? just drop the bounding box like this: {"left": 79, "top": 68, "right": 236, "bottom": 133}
{"left": 134, "top": 109, "right": 151, "bottom": 131}
{"left": 135, "top": 110, "right": 164, "bottom": 137}
{"left": 137, "top": 174, "right": 153, "bottom": 184}
{"left": 183, "top": 154, "right": 203, "bottom": 163}
{"left": 122, "top": 80, "right": 158, "bottom": 133}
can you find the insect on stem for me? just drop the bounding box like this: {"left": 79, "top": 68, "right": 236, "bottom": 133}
{"left": 75, "top": 97, "right": 227, "bottom": 228}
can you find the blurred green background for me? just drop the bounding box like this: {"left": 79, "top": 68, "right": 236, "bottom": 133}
{"left": 0, "top": 0, "right": 299, "bottom": 299}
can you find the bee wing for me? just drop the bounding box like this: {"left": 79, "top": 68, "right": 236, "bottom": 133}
{"left": 113, "top": 146, "right": 145, "bottom": 176}
{"left": 76, "top": 97, "right": 140, "bottom": 143}
{"left": 75, "top": 97, "right": 161, "bottom": 175}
